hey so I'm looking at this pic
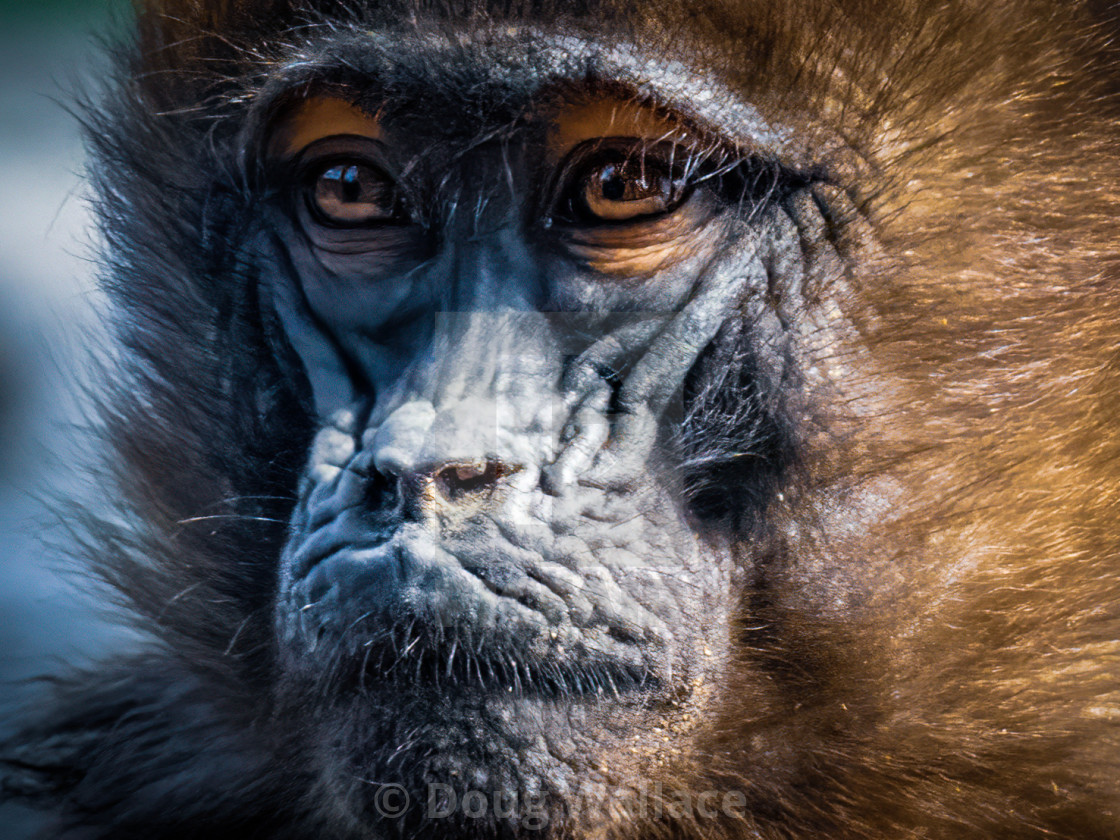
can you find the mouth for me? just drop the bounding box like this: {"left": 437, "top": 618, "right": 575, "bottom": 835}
{"left": 348, "top": 628, "right": 659, "bottom": 700}
{"left": 281, "top": 525, "right": 664, "bottom": 701}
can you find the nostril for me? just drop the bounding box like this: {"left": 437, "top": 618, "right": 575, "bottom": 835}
{"left": 364, "top": 466, "right": 396, "bottom": 511}
{"left": 433, "top": 461, "right": 512, "bottom": 502}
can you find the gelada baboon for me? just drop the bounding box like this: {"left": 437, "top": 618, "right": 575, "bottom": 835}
{"left": 4, "top": 0, "right": 1120, "bottom": 837}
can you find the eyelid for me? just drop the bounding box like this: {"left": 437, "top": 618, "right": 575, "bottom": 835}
{"left": 267, "top": 97, "right": 382, "bottom": 160}
{"left": 291, "top": 134, "right": 394, "bottom": 173}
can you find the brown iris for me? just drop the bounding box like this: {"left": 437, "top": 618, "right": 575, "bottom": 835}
{"left": 557, "top": 142, "right": 692, "bottom": 226}
{"left": 582, "top": 159, "right": 679, "bottom": 221}
{"left": 308, "top": 160, "right": 401, "bottom": 226}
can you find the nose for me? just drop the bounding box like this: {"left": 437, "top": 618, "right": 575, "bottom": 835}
{"left": 367, "top": 400, "right": 518, "bottom": 510}
{"left": 430, "top": 460, "right": 513, "bottom": 502}
{"left": 387, "top": 458, "right": 516, "bottom": 515}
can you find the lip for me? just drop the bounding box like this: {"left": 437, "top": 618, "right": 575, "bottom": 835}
{"left": 350, "top": 630, "right": 658, "bottom": 699}
{"left": 283, "top": 526, "right": 659, "bottom": 698}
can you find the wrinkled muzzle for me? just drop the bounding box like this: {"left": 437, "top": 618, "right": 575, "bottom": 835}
{"left": 276, "top": 262, "right": 755, "bottom": 695}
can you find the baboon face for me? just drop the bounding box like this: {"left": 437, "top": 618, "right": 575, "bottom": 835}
{"left": 6, "top": 2, "right": 1120, "bottom": 839}
{"left": 263, "top": 41, "right": 765, "bottom": 820}
{"left": 253, "top": 19, "right": 1101, "bottom": 831}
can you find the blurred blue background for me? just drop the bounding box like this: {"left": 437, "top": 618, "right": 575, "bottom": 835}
{"left": 1, "top": 1, "right": 134, "bottom": 834}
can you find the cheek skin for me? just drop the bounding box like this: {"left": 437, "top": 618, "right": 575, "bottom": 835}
{"left": 569, "top": 240, "right": 698, "bottom": 278}
{"left": 563, "top": 203, "right": 725, "bottom": 279}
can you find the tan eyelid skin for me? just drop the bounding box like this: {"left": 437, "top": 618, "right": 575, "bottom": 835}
{"left": 268, "top": 97, "right": 383, "bottom": 159}
{"left": 548, "top": 98, "right": 691, "bottom": 156}
{"left": 270, "top": 95, "right": 682, "bottom": 160}
{"left": 546, "top": 98, "right": 706, "bottom": 278}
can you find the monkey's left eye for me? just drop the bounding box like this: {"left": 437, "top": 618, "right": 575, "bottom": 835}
{"left": 303, "top": 159, "right": 404, "bottom": 227}
{"left": 553, "top": 141, "right": 694, "bottom": 226}
{"left": 578, "top": 158, "right": 686, "bottom": 222}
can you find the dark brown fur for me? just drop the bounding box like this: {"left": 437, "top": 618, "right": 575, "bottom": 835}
{"left": 4, "top": 1, "right": 1120, "bottom": 838}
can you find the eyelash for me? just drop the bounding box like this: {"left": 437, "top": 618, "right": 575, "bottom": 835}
{"left": 274, "top": 137, "right": 805, "bottom": 241}
{"left": 544, "top": 138, "right": 803, "bottom": 229}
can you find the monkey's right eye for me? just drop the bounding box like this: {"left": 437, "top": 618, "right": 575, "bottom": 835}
{"left": 304, "top": 159, "right": 403, "bottom": 227}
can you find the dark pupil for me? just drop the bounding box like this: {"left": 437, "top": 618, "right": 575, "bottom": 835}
{"left": 309, "top": 162, "right": 397, "bottom": 226}
{"left": 336, "top": 166, "right": 362, "bottom": 202}
{"left": 600, "top": 166, "right": 628, "bottom": 201}
{"left": 597, "top": 162, "right": 663, "bottom": 202}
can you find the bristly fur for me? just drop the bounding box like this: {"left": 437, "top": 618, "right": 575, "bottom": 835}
{"left": 4, "top": 1, "right": 1120, "bottom": 838}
